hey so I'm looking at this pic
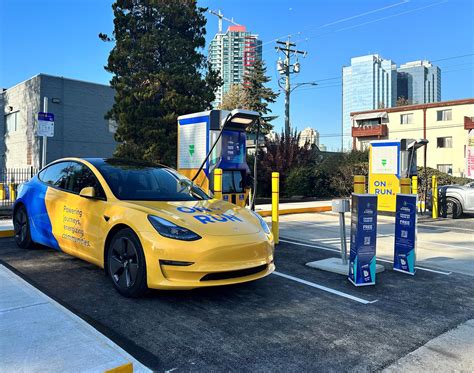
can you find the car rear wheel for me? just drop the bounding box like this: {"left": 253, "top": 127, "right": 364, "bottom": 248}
{"left": 443, "top": 197, "right": 463, "bottom": 219}
{"left": 14, "top": 205, "right": 34, "bottom": 249}
{"left": 107, "top": 228, "right": 148, "bottom": 297}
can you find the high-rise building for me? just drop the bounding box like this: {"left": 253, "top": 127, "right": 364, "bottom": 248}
{"left": 298, "top": 127, "right": 320, "bottom": 148}
{"left": 208, "top": 25, "right": 262, "bottom": 107}
{"left": 342, "top": 55, "right": 397, "bottom": 151}
{"left": 397, "top": 60, "right": 441, "bottom": 105}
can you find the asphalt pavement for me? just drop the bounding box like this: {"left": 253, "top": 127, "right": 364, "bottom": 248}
{"left": 1, "top": 235, "right": 473, "bottom": 372}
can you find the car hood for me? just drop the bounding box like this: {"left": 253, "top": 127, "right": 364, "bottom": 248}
{"left": 125, "top": 199, "right": 261, "bottom": 236}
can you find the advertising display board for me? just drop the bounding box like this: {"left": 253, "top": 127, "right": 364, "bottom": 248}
{"left": 177, "top": 117, "right": 209, "bottom": 170}
{"left": 348, "top": 194, "right": 378, "bottom": 286}
{"left": 393, "top": 194, "right": 417, "bottom": 275}
{"left": 467, "top": 130, "right": 474, "bottom": 178}
{"left": 369, "top": 141, "right": 401, "bottom": 212}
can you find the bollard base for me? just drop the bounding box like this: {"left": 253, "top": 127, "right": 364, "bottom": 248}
{"left": 306, "top": 257, "right": 385, "bottom": 276}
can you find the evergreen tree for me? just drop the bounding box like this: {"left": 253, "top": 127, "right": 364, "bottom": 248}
{"left": 244, "top": 59, "right": 279, "bottom": 134}
{"left": 99, "top": 0, "right": 220, "bottom": 166}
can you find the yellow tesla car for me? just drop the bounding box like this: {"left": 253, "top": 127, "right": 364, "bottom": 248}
{"left": 13, "top": 158, "right": 275, "bottom": 297}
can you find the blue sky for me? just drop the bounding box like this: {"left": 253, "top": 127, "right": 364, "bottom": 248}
{"left": 1, "top": 0, "right": 473, "bottom": 150}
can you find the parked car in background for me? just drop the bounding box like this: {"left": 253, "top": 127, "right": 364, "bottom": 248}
{"left": 435, "top": 181, "right": 474, "bottom": 218}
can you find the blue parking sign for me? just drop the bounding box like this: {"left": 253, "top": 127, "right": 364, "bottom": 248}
{"left": 349, "top": 194, "right": 378, "bottom": 286}
{"left": 394, "top": 194, "right": 417, "bottom": 275}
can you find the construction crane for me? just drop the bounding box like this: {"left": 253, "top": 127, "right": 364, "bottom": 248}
{"left": 208, "top": 9, "right": 240, "bottom": 33}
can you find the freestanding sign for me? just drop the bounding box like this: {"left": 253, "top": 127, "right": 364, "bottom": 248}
{"left": 467, "top": 130, "right": 474, "bottom": 178}
{"left": 37, "top": 112, "right": 55, "bottom": 137}
{"left": 349, "top": 194, "right": 378, "bottom": 286}
{"left": 393, "top": 194, "right": 417, "bottom": 275}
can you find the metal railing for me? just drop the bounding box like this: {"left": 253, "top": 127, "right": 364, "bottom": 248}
{"left": 0, "top": 167, "right": 38, "bottom": 209}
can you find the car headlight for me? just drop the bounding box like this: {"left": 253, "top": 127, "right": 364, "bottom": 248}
{"left": 250, "top": 210, "right": 271, "bottom": 235}
{"left": 148, "top": 215, "right": 201, "bottom": 241}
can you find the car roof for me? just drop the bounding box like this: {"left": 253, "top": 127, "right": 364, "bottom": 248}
{"left": 83, "top": 158, "right": 167, "bottom": 169}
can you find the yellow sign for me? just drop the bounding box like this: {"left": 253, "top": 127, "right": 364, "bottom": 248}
{"left": 369, "top": 141, "right": 401, "bottom": 212}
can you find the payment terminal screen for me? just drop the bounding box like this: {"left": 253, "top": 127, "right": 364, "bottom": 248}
{"left": 221, "top": 130, "right": 245, "bottom": 164}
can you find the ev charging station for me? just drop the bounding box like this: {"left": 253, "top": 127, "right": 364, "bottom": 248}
{"left": 177, "top": 109, "right": 259, "bottom": 207}
{"left": 369, "top": 139, "right": 426, "bottom": 212}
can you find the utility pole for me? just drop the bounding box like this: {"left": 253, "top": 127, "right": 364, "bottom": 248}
{"left": 275, "top": 39, "right": 307, "bottom": 137}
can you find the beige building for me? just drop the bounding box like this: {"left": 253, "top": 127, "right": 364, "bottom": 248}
{"left": 351, "top": 98, "right": 474, "bottom": 177}
{"left": 298, "top": 127, "right": 320, "bottom": 148}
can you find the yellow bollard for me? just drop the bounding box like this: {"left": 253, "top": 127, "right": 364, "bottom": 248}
{"left": 400, "top": 178, "right": 411, "bottom": 194}
{"left": 0, "top": 184, "right": 4, "bottom": 200}
{"left": 271, "top": 172, "right": 279, "bottom": 244}
{"left": 432, "top": 175, "right": 438, "bottom": 219}
{"left": 412, "top": 176, "right": 418, "bottom": 195}
{"left": 8, "top": 183, "right": 16, "bottom": 201}
{"left": 213, "top": 168, "right": 222, "bottom": 200}
{"left": 353, "top": 175, "right": 366, "bottom": 194}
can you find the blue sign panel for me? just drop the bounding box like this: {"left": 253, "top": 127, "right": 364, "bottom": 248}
{"left": 38, "top": 112, "right": 54, "bottom": 122}
{"left": 349, "top": 194, "right": 378, "bottom": 286}
{"left": 394, "top": 194, "right": 417, "bottom": 275}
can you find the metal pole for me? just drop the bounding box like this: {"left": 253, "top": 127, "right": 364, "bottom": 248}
{"left": 339, "top": 212, "right": 347, "bottom": 264}
{"left": 271, "top": 172, "right": 279, "bottom": 244}
{"left": 42, "top": 97, "right": 48, "bottom": 168}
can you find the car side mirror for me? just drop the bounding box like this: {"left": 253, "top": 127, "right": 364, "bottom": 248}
{"left": 79, "top": 186, "right": 96, "bottom": 198}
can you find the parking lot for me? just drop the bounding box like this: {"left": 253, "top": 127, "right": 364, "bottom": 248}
{"left": 1, "top": 212, "right": 473, "bottom": 371}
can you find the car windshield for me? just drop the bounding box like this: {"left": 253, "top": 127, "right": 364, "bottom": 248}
{"left": 94, "top": 159, "right": 209, "bottom": 201}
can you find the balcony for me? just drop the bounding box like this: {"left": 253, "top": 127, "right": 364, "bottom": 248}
{"left": 352, "top": 124, "right": 388, "bottom": 138}
{"left": 465, "top": 116, "right": 474, "bottom": 130}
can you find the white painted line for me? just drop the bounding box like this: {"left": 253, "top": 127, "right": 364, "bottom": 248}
{"left": 418, "top": 223, "right": 474, "bottom": 233}
{"left": 280, "top": 238, "right": 452, "bottom": 276}
{"left": 273, "top": 271, "right": 378, "bottom": 305}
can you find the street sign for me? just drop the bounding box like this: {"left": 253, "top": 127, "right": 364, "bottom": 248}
{"left": 349, "top": 194, "right": 378, "bottom": 286}
{"left": 393, "top": 194, "right": 417, "bottom": 275}
{"left": 37, "top": 112, "right": 55, "bottom": 137}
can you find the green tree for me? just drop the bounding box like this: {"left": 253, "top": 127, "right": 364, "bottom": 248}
{"left": 244, "top": 59, "right": 279, "bottom": 133}
{"left": 396, "top": 96, "right": 411, "bottom": 107}
{"left": 99, "top": 0, "right": 220, "bottom": 166}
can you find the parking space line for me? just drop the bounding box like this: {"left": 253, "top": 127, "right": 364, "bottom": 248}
{"left": 273, "top": 271, "right": 378, "bottom": 305}
{"left": 280, "top": 238, "right": 452, "bottom": 276}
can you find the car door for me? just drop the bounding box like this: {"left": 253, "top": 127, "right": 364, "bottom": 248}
{"left": 60, "top": 161, "right": 109, "bottom": 265}
{"left": 466, "top": 183, "right": 474, "bottom": 211}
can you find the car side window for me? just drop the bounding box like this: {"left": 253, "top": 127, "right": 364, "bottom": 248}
{"left": 67, "top": 162, "right": 106, "bottom": 199}
{"left": 38, "top": 162, "right": 72, "bottom": 189}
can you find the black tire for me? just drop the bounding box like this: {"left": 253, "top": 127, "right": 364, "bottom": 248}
{"left": 445, "top": 197, "right": 463, "bottom": 219}
{"left": 107, "top": 228, "right": 148, "bottom": 297}
{"left": 13, "top": 205, "right": 34, "bottom": 249}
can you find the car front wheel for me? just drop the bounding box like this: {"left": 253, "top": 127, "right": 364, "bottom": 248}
{"left": 107, "top": 228, "right": 148, "bottom": 297}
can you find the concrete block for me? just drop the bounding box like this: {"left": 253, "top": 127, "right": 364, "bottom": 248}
{"left": 306, "top": 257, "right": 385, "bottom": 275}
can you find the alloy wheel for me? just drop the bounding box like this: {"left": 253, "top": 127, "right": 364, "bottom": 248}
{"left": 109, "top": 237, "right": 139, "bottom": 289}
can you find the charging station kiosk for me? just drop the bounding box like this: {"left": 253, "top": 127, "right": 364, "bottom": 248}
{"left": 369, "top": 139, "right": 426, "bottom": 212}
{"left": 177, "top": 109, "right": 255, "bottom": 207}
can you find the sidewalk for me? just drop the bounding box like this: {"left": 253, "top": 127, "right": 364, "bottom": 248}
{"left": 0, "top": 264, "right": 151, "bottom": 372}
{"left": 384, "top": 319, "right": 474, "bottom": 372}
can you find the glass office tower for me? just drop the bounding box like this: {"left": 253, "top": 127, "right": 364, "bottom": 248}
{"left": 342, "top": 55, "right": 397, "bottom": 151}
{"left": 397, "top": 60, "right": 441, "bottom": 105}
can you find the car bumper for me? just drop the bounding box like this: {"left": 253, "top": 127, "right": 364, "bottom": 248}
{"left": 139, "top": 230, "right": 275, "bottom": 290}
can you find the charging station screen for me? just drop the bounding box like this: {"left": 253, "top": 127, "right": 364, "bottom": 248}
{"left": 221, "top": 130, "right": 245, "bottom": 165}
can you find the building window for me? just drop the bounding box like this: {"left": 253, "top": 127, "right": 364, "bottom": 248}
{"left": 437, "top": 137, "right": 452, "bottom": 148}
{"left": 437, "top": 164, "right": 452, "bottom": 175}
{"left": 5, "top": 111, "right": 18, "bottom": 132}
{"left": 437, "top": 109, "right": 452, "bottom": 121}
{"left": 400, "top": 113, "right": 413, "bottom": 124}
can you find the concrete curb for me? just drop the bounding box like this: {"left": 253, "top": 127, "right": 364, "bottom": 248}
{"left": 0, "top": 230, "right": 14, "bottom": 238}
{"left": 258, "top": 206, "right": 332, "bottom": 217}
